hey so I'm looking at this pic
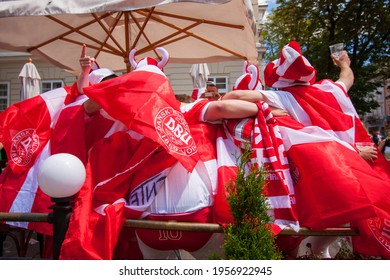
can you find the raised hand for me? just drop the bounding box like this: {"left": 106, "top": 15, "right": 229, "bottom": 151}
{"left": 79, "top": 44, "right": 95, "bottom": 74}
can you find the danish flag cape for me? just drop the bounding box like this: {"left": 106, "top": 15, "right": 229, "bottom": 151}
{"left": 0, "top": 86, "right": 84, "bottom": 235}
{"left": 60, "top": 66, "right": 298, "bottom": 259}
{"left": 0, "top": 82, "right": 111, "bottom": 236}
{"left": 264, "top": 40, "right": 390, "bottom": 259}
{"left": 60, "top": 66, "right": 200, "bottom": 259}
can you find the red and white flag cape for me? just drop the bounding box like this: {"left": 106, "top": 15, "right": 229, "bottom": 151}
{"left": 84, "top": 66, "right": 199, "bottom": 172}
{"left": 274, "top": 81, "right": 390, "bottom": 258}
{"left": 0, "top": 87, "right": 70, "bottom": 234}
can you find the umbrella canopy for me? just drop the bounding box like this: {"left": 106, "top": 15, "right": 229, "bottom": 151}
{"left": 0, "top": 0, "right": 258, "bottom": 73}
{"left": 18, "top": 58, "right": 41, "bottom": 100}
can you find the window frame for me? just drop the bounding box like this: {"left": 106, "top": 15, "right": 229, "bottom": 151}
{"left": 40, "top": 80, "right": 64, "bottom": 93}
{"left": 0, "top": 81, "right": 10, "bottom": 112}
{"left": 207, "top": 76, "right": 229, "bottom": 94}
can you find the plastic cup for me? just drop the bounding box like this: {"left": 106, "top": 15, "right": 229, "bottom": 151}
{"left": 329, "top": 43, "right": 344, "bottom": 58}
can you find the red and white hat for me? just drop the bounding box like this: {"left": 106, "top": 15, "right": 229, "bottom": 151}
{"left": 233, "top": 61, "right": 264, "bottom": 90}
{"left": 129, "top": 47, "right": 169, "bottom": 71}
{"left": 264, "top": 41, "right": 317, "bottom": 88}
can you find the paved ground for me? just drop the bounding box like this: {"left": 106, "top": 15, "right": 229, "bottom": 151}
{"left": 1, "top": 231, "right": 42, "bottom": 259}
{"left": 1, "top": 230, "right": 347, "bottom": 260}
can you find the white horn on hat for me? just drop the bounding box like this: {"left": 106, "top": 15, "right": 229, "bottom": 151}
{"left": 242, "top": 60, "right": 249, "bottom": 74}
{"left": 129, "top": 49, "right": 138, "bottom": 69}
{"left": 247, "top": 64, "right": 259, "bottom": 90}
{"left": 156, "top": 47, "right": 169, "bottom": 69}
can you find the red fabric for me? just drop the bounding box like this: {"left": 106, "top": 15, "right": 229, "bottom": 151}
{"left": 50, "top": 103, "right": 87, "bottom": 164}
{"left": 61, "top": 72, "right": 190, "bottom": 258}
{"left": 0, "top": 89, "right": 68, "bottom": 235}
{"left": 60, "top": 131, "right": 179, "bottom": 259}
{"left": 352, "top": 216, "right": 390, "bottom": 259}
{"left": 84, "top": 69, "right": 199, "bottom": 172}
{"left": 64, "top": 82, "right": 82, "bottom": 105}
{"left": 191, "top": 88, "right": 204, "bottom": 100}
{"left": 60, "top": 160, "right": 125, "bottom": 260}
{"left": 272, "top": 75, "right": 390, "bottom": 258}
{"left": 0, "top": 95, "right": 51, "bottom": 175}
{"left": 286, "top": 140, "right": 390, "bottom": 228}
{"left": 84, "top": 112, "right": 115, "bottom": 153}
{"left": 136, "top": 208, "right": 213, "bottom": 252}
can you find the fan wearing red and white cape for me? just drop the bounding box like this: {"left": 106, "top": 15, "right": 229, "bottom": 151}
{"left": 58, "top": 45, "right": 301, "bottom": 259}
{"left": 223, "top": 41, "right": 390, "bottom": 259}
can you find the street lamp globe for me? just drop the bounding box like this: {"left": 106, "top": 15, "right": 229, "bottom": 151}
{"left": 38, "top": 153, "right": 86, "bottom": 198}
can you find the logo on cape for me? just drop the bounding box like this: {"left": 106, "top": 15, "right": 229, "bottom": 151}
{"left": 10, "top": 129, "right": 39, "bottom": 166}
{"left": 155, "top": 107, "right": 197, "bottom": 156}
{"left": 368, "top": 217, "right": 390, "bottom": 253}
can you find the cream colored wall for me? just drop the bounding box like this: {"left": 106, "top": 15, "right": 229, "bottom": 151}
{"left": 0, "top": 53, "right": 78, "bottom": 106}
{"left": 164, "top": 61, "right": 248, "bottom": 96}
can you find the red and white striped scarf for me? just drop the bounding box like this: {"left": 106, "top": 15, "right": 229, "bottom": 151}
{"left": 222, "top": 102, "right": 299, "bottom": 234}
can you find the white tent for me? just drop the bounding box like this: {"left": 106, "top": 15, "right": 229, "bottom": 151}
{"left": 0, "top": 0, "right": 258, "bottom": 73}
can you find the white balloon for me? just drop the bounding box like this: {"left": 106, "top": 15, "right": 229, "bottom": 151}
{"left": 38, "top": 153, "right": 86, "bottom": 198}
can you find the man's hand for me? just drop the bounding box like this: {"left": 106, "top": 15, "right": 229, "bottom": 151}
{"left": 79, "top": 44, "right": 95, "bottom": 74}
{"left": 357, "top": 145, "right": 378, "bottom": 161}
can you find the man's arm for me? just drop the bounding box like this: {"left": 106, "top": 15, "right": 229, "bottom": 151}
{"left": 203, "top": 99, "right": 259, "bottom": 121}
{"left": 78, "top": 44, "right": 95, "bottom": 94}
{"left": 217, "top": 90, "right": 288, "bottom": 117}
{"left": 332, "top": 50, "right": 354, "bottom": 91}
{"left": 222, "top": 89, "right": 268, "bottom": 103}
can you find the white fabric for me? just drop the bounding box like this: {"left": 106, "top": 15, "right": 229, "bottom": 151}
{"left": 0, "top": 0, "right": 229, "bottom": 16}
{"left": 88, "top": 68, "right": 116, "bottom": 84}
{"left": 190, "top": 63, "right": 210, "bottom": 89}
{"left": 261, "top": 83, "right": 356, "bottom": 145}
{"left": 147, "top": 159, "right": 216, "bottom": 214}
{"left": 0, "top": 0, "right": 258, "bottom": 72}
{"left": 261, "top": 90, "right": 312, "bottom": 126}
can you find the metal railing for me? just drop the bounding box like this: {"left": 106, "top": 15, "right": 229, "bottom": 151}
{"left": 0, "top": 212, "right": 360, "bottom": 237}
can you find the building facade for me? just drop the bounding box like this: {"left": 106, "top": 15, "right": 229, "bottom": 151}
{"left": 363, "top": 79, "right": 390, "bottom": 133}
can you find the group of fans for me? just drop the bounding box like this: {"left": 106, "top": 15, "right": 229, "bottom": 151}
{"left": 0, "top": 41, "right": 389, "bottom": 260}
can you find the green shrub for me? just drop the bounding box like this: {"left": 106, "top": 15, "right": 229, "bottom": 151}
{"left": 222, "top": 145, "right": 282, "bottom": 260}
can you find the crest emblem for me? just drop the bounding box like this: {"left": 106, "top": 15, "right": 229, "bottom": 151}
{"left": 10, "top": 129, "right": 40, "bottom": 166}
{"left": 155, "top": 107, "right": 197, "bottom": 156}
{"left": 368, "top": 218, "right": 390, "bottom": 253}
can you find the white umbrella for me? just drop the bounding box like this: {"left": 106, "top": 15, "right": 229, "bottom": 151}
{"left": 190, "top": 63, "right": 210, "bottom": 99}
{"left": 0, "top": 0, "right": 258, "bottom": 73}
{"left": 18, "top": 58, "right": 41, "bottom": 100}
{"left": 190, "top": 63, "right": 210, "bottom": 89}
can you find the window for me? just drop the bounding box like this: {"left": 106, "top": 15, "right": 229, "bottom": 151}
{"left": 0, "top": 82, "right": 10, "bottom": 111}
{"left": 41, "top": 80, "right": 64, "bottom": 93}
{"left": 207, "top": 76, "right": 229, "bottom": 94}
